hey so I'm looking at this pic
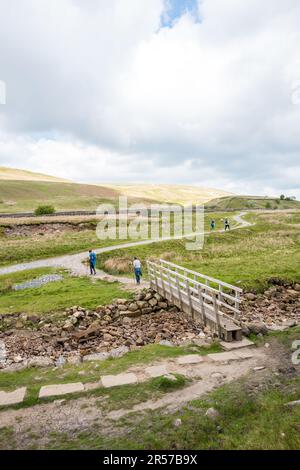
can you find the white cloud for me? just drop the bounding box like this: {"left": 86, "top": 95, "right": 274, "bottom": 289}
{"left": 0, "top": 0, "right": 299, "bottom": 197}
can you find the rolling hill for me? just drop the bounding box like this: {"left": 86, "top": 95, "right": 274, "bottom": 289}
{"left": 0, "top": 166, "right": 71, "bottom": 182}
{"left": 0, "top": 167, "right": 233, "bottom": 213}
{"left": 1, "top": 166, "right": 298, "bottom": 214}
{"left": 102, "top": 184, "right": 233, "bottom": 206}
{"left": 205, "top": 195, "right": 300, "bottom": 210}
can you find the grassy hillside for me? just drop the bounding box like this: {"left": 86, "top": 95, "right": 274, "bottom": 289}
{"left": 103, "top": 184, "right": 233, "bottom": 206}
{"left": 0, "top": 180, "right": 159, "bottom": 213}
{"left": 205, "top": 195, "right": 300, "bottom": 211}
{"left": 0, "top": 166, "right": 70, "bottom": 182}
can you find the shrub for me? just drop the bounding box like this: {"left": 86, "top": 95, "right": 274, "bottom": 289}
{"left": 265, "top": 202, "right": 272, "bottom": 209}
{"left": 34, "top": 205, "right": 55, "bottom": 216}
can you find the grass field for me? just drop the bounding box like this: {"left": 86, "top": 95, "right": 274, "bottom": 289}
{"left": 0, "top": 268, "right": 132, "bottom": 315}
{"left": 97, "top": 211, "right": 300, "bottom": 290}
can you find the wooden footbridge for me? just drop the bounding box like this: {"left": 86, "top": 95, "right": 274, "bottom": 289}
{"left": 147, "top": 259, "right": 243, "bottom": 342}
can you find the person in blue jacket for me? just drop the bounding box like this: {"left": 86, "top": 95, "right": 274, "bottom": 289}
{"left": 88, "top": 249, "right": 97, "bottom": 275}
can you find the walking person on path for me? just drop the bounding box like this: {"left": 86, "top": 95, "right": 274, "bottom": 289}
{"left": 88, "top": 249, "right": 97, "bottom": 275}
{"left": 133, "top": 257, "right": 142, "bottom": 285}
{"left": 210, "top": 219, "right": 216, "bottom": 230}
{"left": 224, "top": 218, "right": 230, "bottom": 231}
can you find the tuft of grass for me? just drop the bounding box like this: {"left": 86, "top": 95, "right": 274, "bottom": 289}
{"left": 150, "top": 373, "right": 187, "bottom": 392}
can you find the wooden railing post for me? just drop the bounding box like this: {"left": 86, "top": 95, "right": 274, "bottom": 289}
{"left": 213, "top": 293, "right": 221, "bottom": 337}
{"left": 186, "top": 278, "right": 194, "bottom": 319}
{"left": 197, "top": 285, "right": 206, "bottom": 325}
{"left": 160, "top": 266, "right": 166, "bottom": 297}
{"left": 167, "top": 272, "right": 174, "bottom": 302}
{"left": 234, "top": 291, "right": 240, "bottom": 321}
{"left": 176, "top": 275, "right": 183, "bottom": 310}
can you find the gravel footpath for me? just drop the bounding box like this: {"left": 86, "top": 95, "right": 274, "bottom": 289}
{"left": 0, "top": 212, "right": 252, "bottom": 286}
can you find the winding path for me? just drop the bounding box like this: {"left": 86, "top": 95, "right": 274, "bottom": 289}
{"left": 0, "top": 212, "right": 253, "bottom": 286}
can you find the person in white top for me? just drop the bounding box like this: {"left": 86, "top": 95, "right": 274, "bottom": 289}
{"left": 133, "top": 257, "right": 142, "bottom": 284}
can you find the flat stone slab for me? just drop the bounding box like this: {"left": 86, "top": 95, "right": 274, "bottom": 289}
{"left": 39, "top": 382, "right": 84, "bottom": 398}
{"left": 101, "top": 373, "right": 138, "bottom": 388}
{"left": 177, "top": 355, "right": 204, "bottom": 365}
{"left": 0, "top": 387, "right": 26, "bottom": 406}
{"left": 220, "top": 338, "right": 255, "bottom": 351}
{"left": 145, "top": 365, "right": 169, "bottom": 378}
{"left": 233, "top": 349, "right": 254, "bottom": 359}
{"left": 13, "top": 274, "right": 63, "bottom": 291}
{"left": 0, "top": 340, "right": 6, "bottom": 365}
{"left": 207, "top": 352, "right": 240, "bottom": 362}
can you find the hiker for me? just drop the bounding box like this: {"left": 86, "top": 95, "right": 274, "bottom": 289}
{"left": 88, "top": 249, "right": 97, "bottom": 275}
{"left": 210, "top": 219, "right": 216, "bottom": 230}
{"left": 224, "top": 218, "right": 230, "bottom": 231}
{"left": 133, "top": 257, "right": 142, "bottom": 285}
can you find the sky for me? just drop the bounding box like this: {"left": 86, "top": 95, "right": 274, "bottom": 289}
{"left": 0, "top": 0, "right": 300, "bottom": 198}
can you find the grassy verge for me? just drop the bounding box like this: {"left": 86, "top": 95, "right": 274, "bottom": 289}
{"left": 0, "top": 269, "right": 132, "bottom": 315}
{"left": 0, "top": 225, "right": 130, "bottom": 267}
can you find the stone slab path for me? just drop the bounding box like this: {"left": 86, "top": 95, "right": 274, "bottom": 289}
{"left": 0, "top": 387, "right": 27, "bottom": 406}
{"left": 39, "top": 383, "right": 84, "bottom": 399}
{"left": 0, "top": 212, "right": 253, "bottom": 289}
{"left": 0, "top": 346, "right": 262, "bottom": 406}
{"left": 220, "top": 338, "right": 254, "bottom": 351}
{"left": 101, "top": 373, "right": 138, "bottom": 388}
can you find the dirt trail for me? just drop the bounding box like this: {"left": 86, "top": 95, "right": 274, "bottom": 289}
{"left": 0, "top": 212, "right": 253, "bottom": 289}
{"left": 0, "top": 346, "right": 267, "bottom": 446}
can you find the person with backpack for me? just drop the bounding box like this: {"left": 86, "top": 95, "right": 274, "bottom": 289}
{"left": 88, "top": 249, "right": 97, "bottom": 275}
{"left": 224, "top": 218, "right": 230, "bottom": 231}
{"left": 133, "top": 257, "right": 142, "bottom": 285}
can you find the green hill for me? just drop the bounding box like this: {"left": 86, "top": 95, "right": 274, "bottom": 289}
{"left": 102, "top": 183, "right": 232, "bottom": 206}
{"left": 0, "top": 180, "right": 127, "bottom": 213}
{"left": 0, "top": 166, "right": 71, "bottom": 182}
{"left": 205, "top": 195, "right": 300, "bottom": 211}
{"left": 0, "top": 167, "right": 233, "bottom": 214}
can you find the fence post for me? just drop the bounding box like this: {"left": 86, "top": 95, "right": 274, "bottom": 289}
{"left": 197, "top": 285, "right": 206, "bottom": 325}
{"left": 234, "top": 291, "right": 240, "bottom": 321}
{"left": 213, "top": 293, "right": 221, "bottom": 337}
{"left": 160, "top": 267, "right": 166, "bottom": 297}
{"left": 176, "top": 275, "right": 183, "bottom": 310}
{"left": 167, "top": 272, "right": 174, "bottom": 302}
{"left": 186, "top": 279, "right": 194, "bottom": 319}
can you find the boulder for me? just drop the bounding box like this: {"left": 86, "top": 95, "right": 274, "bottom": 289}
{"left": 247, "top": 322, "right": 268, "bottom": 335}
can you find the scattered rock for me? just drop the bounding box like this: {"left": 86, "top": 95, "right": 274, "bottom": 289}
{"left": 205, "top": 407, "right": 220, "bottom": 420}
{"left": 173, "top": 418, "right": 182, "bottom": 427}
{"left": 284, "top": 400, "right": 300, "bottom": 407}
{"left": 2, "top": 288, "right": 206, "bottom": 368}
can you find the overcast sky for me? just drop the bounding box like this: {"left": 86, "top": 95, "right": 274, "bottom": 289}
{"left": 0, "top": 0, "right": 300, "bottom": 197}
